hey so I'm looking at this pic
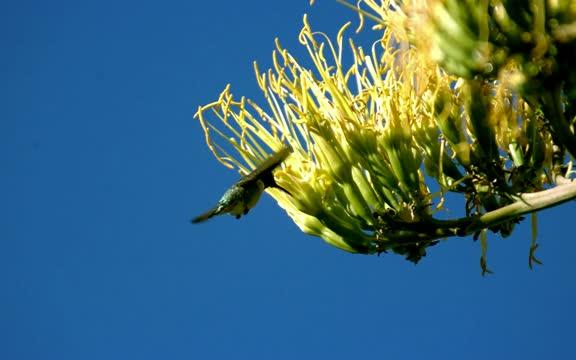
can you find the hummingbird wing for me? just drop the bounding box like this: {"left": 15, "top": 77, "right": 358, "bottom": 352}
{"left": 236, "top": 145, "right": 292, "bottom": 188}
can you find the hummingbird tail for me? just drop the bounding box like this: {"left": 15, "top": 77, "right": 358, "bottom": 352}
{"left": 191, "top": 208, "right": 218, "bottom": 223}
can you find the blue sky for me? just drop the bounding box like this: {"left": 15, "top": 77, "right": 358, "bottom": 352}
{"left": 2, "top": 1, "right": 576, "bottom": 359}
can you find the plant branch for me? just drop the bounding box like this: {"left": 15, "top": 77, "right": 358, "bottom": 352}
{"left": 375, "top": 180, "right": 576, "bottom": 250}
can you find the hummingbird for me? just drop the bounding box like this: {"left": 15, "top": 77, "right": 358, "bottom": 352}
{"left": 191, "top": 146, "right": 292, "bottom": 223}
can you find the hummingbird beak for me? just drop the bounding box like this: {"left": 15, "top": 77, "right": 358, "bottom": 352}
{"left": 270, "top": 184, "right": 293, "bottom": 196}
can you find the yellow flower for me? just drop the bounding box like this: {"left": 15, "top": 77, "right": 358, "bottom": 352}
{"left": 194, "top": 0, "right": 570, "bottom": 264}
{"left": 195, "top": 2, "right": 449, "bottom": 257}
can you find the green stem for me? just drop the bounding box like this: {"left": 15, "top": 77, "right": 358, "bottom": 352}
{"left": 372, "top": 180, "right": 576, "bottom": 250}
{"left": 541, "top": 85, "right": 576, "bottom": 159}
{"left": 472, "top": 181, "right": 576, "bottom": 231}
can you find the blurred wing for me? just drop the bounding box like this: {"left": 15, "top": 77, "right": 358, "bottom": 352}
{"left": 237, "top": 145, "right": 292, "bottom": 187}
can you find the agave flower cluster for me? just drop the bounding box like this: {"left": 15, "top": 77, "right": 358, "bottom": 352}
{"left": 195, "top": 0, "right": 576, "bottom": 265}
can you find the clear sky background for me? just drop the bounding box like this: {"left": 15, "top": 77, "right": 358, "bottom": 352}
{"left": 2, "top": 1, "right": 576, "bottom": 359}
